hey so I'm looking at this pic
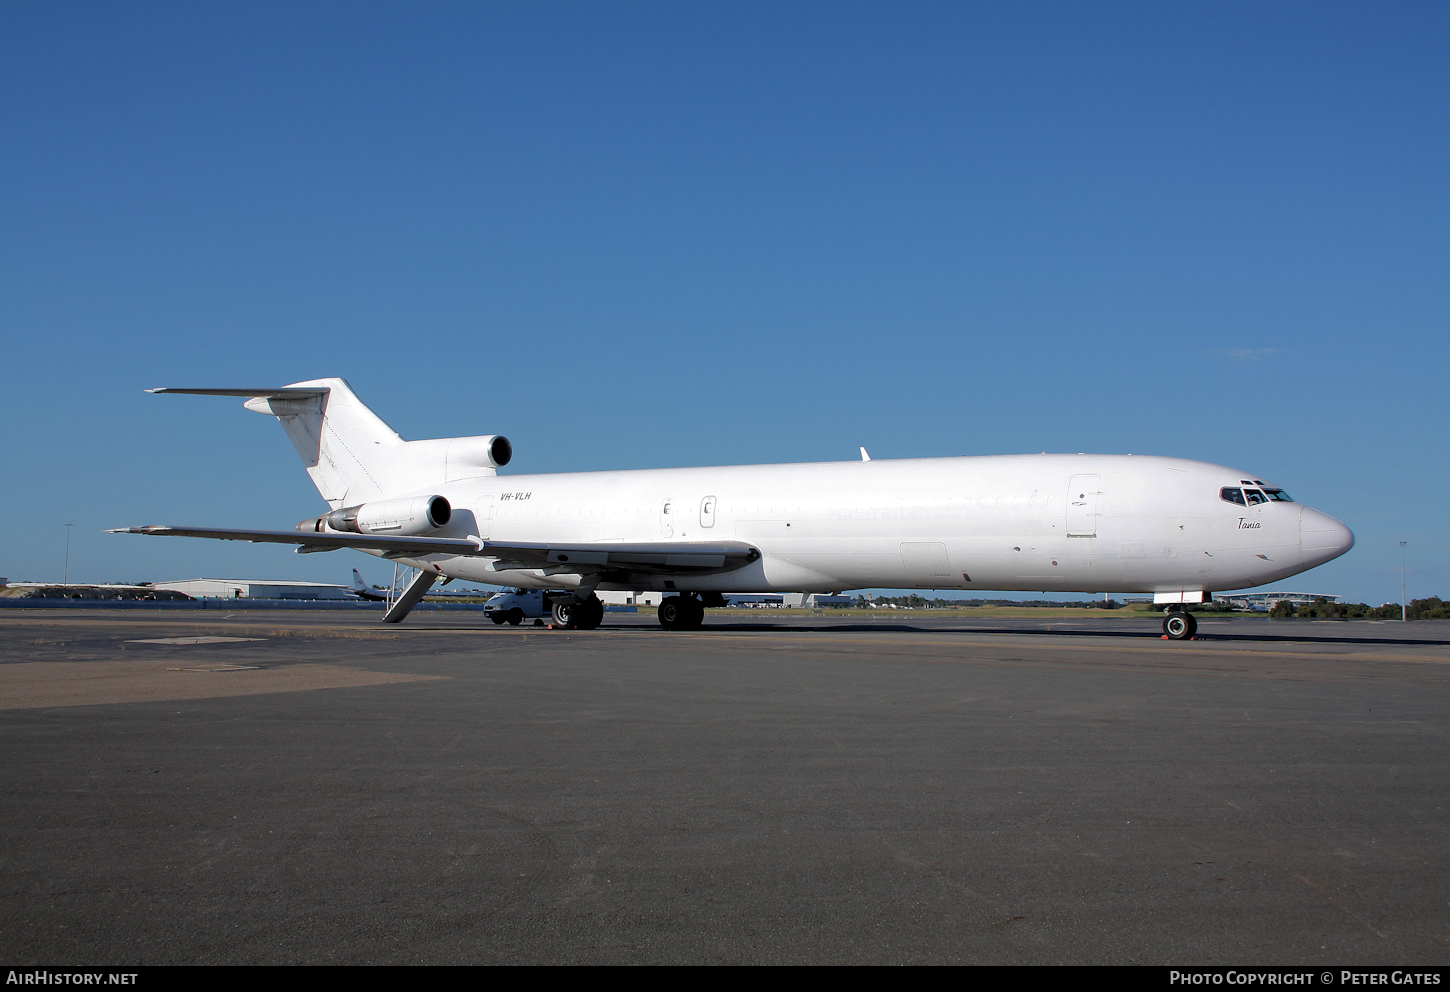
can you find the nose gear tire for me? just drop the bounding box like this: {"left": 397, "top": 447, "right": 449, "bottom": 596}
{"left": 1163, "top": 613, "right": 1197, "bottom": 639}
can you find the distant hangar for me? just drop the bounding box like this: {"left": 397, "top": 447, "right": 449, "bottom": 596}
{"left": 150, "top": 578, "right": 355, "bottom": 601}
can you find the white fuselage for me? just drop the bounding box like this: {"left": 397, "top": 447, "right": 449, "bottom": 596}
{"left": 389, "top": 453, "right": 1353, "bottom": 597}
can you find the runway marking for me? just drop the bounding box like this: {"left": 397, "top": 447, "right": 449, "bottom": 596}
{"left": 0, "top": 660, "right": 447, "bottom": 710}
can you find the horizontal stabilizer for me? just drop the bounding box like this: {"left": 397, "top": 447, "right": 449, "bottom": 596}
{"left": 145, "top": 387, "right": 331, "bottom": 398}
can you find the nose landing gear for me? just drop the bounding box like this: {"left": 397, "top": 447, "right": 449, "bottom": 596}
{"left": 1162, "top": 607, "right": 1197, "bottom": 640}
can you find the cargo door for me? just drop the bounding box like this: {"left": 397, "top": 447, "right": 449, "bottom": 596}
{"left": 900, "top": 542, "right": 952, "bottom": 585}
{"left": 1067, "top": 475, "right": 1101, "bottom": 537}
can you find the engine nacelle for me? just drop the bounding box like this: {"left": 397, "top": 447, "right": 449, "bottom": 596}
{"left": 447, "top": 434, "right": 512, "bottom": 472}
{"left": 312, "top": 495, "right": 452, "bottom": 536}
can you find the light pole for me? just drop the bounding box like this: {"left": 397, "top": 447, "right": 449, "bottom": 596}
{"left": 1400, "top": 541, "right": 1408, "bottom": 621}
{"left": 63, "top": 523, "right": 74, "bottom": 586}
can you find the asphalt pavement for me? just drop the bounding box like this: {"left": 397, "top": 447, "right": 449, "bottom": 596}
{"left": 1, "top": 609, "right": 1446, "bottom": 964}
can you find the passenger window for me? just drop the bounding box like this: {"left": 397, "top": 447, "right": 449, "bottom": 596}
{"left": 1220, "top": 487, "right": 1246, "bottom": 506}
{"left": 1244, "top": 489, "right": 1268, "bottom": 505}
{"left": 1264, "top": 488, "right": 1294, "bottom": 502}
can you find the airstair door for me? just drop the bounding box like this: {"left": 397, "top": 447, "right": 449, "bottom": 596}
{"left": 475, "top": 495, "right": 496, "bottom": 539}
{"left": 1067, "top": 475, "right": 1101, "bottom": 537}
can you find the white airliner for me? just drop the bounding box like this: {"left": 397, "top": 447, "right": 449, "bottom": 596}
{"left": 113, "top": 378, "right": 1353, "bottom": 639}
{"left": 349, "top": 568, "right": 391, "bottom": 602}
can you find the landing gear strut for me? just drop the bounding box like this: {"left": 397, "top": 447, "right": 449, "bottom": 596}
{"left": 1162, "top": 607, "right": 1197, "bottom": 640}
{"left": 658, "top": 594, "right": 705, "bottom": 630}
{"left": 551, "top": 594, "right": 604, "bottom": 630}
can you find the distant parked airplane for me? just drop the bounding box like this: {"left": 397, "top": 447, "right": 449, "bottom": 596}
{"left": 349, "top": 569, "right": 390, "bottom": 602}
{"left": 113, "top": 378, "right": 1353, "bottom": 639}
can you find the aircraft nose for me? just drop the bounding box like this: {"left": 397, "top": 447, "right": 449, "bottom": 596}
{"left": 1300, "top": 506, "right": 1354, "bottom": 567}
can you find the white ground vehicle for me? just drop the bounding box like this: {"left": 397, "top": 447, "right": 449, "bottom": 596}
{"left": 484, "top": 588, "right": 604, "bottom": 628}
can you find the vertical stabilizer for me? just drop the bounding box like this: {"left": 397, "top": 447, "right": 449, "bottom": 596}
{"left": 150, "top": 378, "right": 509, "bottom": 507}
{"left": 241, "top": 378, "right": 401, "bottom": 508}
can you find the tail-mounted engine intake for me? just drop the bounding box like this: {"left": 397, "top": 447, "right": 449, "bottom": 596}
{"left": 447, "top": 435, "right": 512, "bottom": 471}
{"left": 298, "top": 495, "right": 452, "bottom": 537}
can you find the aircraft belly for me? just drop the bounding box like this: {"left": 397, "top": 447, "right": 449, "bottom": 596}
{"left": 762, "top": 552, "right": 898, "bottom": 590}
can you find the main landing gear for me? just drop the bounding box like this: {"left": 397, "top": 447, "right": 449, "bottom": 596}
{"left": 1162, "top": 607, "right": 1197, "bottom": 640}
{"left": 551, "top": 594, "right": 604, "bottom": 630}
{"left": 657, "top": 594, "right": 707, "bottom": 631}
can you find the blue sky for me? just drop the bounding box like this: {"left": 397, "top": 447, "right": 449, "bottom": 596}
{"left": 2, "top": 1, "right": 1445, "bottom": 604}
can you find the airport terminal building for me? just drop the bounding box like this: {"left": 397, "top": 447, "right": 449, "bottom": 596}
{"left": 1216, "top": 591, "right": 1343, "bottom": 611}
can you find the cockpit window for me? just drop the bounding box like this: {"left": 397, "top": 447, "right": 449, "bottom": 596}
{"left": 1263, "top": 488, "right": 1294, "bottom": 502}
{"left": 1244, "top": 489, "right": 1269, "bottom": 505}
{"left": 1220, "top": 487, "right": 1247, "bottom": 506}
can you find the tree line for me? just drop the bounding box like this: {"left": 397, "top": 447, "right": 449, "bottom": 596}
{"left": 1268, "top": 596, "right": 1449, "bottom": 620}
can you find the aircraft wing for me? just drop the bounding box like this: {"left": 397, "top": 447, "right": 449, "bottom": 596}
{"left": 109, "top": 526, "right": 761, "bottom": 573}
{"left": 108, "top": 525, "right": 480, "bottom": 557}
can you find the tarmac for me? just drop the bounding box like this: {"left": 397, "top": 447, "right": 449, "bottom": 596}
{"left": 1, "top": 608, "right": 1447, "bottom": 965}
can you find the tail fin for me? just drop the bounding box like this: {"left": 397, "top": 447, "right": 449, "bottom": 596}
{"left": 241, "top": 378, "right": 400, "bottom": 508}
{"left": 350, "top": 568, "right": 388, "bottom": 601}
{"left": 150, "top": 378, "right": 510, "bottom": 508}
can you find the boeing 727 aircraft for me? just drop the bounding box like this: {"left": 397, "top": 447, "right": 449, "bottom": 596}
{"left": 113, "top": 378, "right": 1354, "bottom": 639}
